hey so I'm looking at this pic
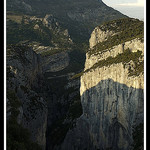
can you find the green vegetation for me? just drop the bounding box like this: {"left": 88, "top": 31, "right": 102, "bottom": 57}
{"left": 71, "top": 72, "right": 84, "bottom": 79}
{"left": 128, "top": 60, "right": 144, "bottom": 77}
{"left": 72, "top": 49, "right": 143, "bottom": 79}
{"left": 7, "top": 0, "right": 127, "bottom": 42}
{"left": 7, "top": 19, "right": 52, "bottom": 46}
{"left": 7, "top": 14, "right": 23, "bottom": 24}
{"left": 45, "top": 67, "right": 83, "bottom": 147}
{"left": 7, "top": 14, "right": 73, "bottom": 56}
{"left": 51, "top": 30, "right": 72, "bottom": 48}
{"left": 99, "top": 18, "right": 143, "bottom": 33}
{"left": 88, "top": 49, "right": 143, "bottom": 74}
{"left": 7, "top": 90, "right": 42, "bottom": 150}
{"left": 88, "top": 18, "right": 144, "bottom": 56}
{"left": 40, "top": 48, "right": 67, "bottom": 57}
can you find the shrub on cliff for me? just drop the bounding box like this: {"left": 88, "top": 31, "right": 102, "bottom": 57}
{"left": 88, "top": 18, "right": 144, "bottom": 56}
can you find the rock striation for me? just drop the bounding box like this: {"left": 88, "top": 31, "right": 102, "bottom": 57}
{"left": 6, "top": 4, "right": 144, "bottom": 149}
{"left": 7, "top": 44, "right": 48, "bottom": 150}
{"left": 85, "top": 38, "right": 144, "bottom": 71}
{"left": 6, "top": 13, "right": 83, "bottom": 150}
{"left": 42, "top": 51, "right": 70, "bottom": 73}
{"left": 61, "top": 18, "right": 144, "bottom": 150}
{"left": 89, "top": 27, "right": 114, "bottom": 49}
{"left": 6, "top": 43, "right": 80, "bottom": 150}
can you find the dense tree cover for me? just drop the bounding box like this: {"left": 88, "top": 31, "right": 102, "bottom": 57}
{"left": 7, "top": 14, "right": 74, "bottom": 57}
{"left": 88, "top": 18, "right": 144, "bottom": 56}
{"left": 7, "top": 19, "right": 52, "bottom": 46}
{"left": 7, "top": 0, "right": 126, "bottom": 43}
{"left": 99, "top": 18, "right": 143, "bottom": 33}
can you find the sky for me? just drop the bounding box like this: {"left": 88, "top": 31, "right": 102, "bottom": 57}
{"left": 102, "top": 0, "right": 145, "bottom": 20}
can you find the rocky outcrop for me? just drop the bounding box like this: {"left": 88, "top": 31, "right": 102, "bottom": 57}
{"left": 61, "top": 19, "right": 144, "bottom": 150}
{"left": 7, "top": 44, "right": 48, "bottom": 150}
{"left": 79, "top": 64, "right": 143, "bottom": 150}
{"left": 85, "top": 38, "right": 144, "bottom": 70}
{"left": 6, "top": 3, "right": 143, "bottom": 149}
{"left": 42, "top": 51, "right": 70, "bottom": 72}
{"left": 42, "top": 14, "right": 60, "bottom": 30}
{"left": 6, "top": 42, "right": 80, "bottom": 150}
{"left": 7, "top": 12, "right": 84, "bottom": 150}
{"left": 61, "top": 64, "right": 144, "bottom": 150}
{"left": 89, "top": 27, "right": 114, "bottom": 48}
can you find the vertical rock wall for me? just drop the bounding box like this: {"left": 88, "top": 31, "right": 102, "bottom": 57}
{"left": 7, "top": 45, "right": 48, "bottom": 150}
{"left": 61, "top": 24, "right": 144, "bottom": 149}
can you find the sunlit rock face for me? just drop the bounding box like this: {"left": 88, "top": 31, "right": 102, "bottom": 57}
{"left": 79, "top": 65, "right": 144, "bottom": 150}
{"left": 61, "top": 19, "right": 144, "bottom": 150}
{"left": 61, "top": 65, "right": 144, "bottom": 150}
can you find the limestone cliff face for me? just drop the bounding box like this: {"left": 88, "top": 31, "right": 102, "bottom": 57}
{"left": 85, "top": 38, "right": 144, "bottom": 71}
{"left": 89, "top": 27, "right": 114, "bottom": 49}
{"left": 61, "top": 61, "right": 144, "bottom": 150}
{"left": 7, "top": 14, "right": 73, "bottom": 150}
{"left": 61, "top": 19, "right": 144, "bottom": 150}
{"left": 42, "top": 51, "right": 70, "bottom": 73}
{"left": 79, "top": 64, "right": 144, "bottom": 150}
{"left": 7, "top": 45, "right": 48, "bottom": 150}
{"left": 6, "top": 43, "right": 79, "bottom": 150}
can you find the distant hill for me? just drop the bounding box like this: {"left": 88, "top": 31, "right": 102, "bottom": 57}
{"left": 7, "top": 0, "right": 127, "bottom": 42}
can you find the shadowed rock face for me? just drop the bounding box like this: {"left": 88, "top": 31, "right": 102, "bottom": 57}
{"left": 61, "top": 79, "right": 144, "bottom": 150}
{"left": 42, "top": 51, "right": 70, "bottom": 73}
{"left": 6, "top": 45, "right": 48, "bottom": 150}
{"left": 60, "top": 18, "right": 144, "bottom": 150}
{"left": 6, "top": 44, "right": 82, "bottom": 150}
{"left": 7, "top": 2, "right": 141, "bottom": 150}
